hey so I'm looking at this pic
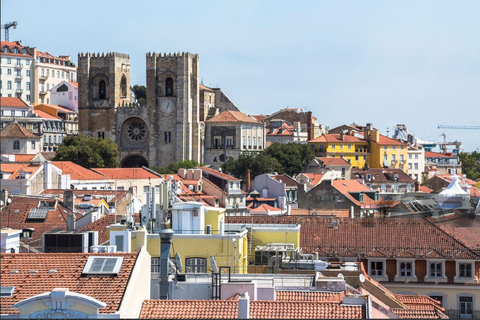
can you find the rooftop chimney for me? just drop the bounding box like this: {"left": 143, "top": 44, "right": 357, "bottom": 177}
{"left": 238, "top": 292, "right": 250, "bottom": 319}
{"left": 159, "top": 228, "right": 174, "bottom": 300}
{"left": 66, "top": 213, "right": 75, "bottom": 231}
{"left": 63, "top": 190, "right": 74, "bottom": 211}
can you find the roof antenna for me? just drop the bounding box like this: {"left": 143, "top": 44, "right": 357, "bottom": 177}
{"left": 386, "top": 127, "right": 389, "bottom": 137}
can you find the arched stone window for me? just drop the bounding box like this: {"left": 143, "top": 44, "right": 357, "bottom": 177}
{"left": 99, "top": 80, "right": 106, "bottom": 99}
{"left": 121, "top": 75, "right": 127, "bottom": 97}
{"left": 166, "top": 77, "right": 173, "bottom": 96}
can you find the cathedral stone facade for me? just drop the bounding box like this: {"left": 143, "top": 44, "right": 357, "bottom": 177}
{"left": 78, "top": 52, "right": 203, "bottom": 168}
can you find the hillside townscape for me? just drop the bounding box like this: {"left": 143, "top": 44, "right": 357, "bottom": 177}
{"left": 1, "top": 15, "right": 480, "bottom": 320}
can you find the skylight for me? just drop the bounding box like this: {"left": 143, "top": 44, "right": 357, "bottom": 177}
{"left": 82, "top": 256, "right": 123, "bottom": 275}
{"left": 1, "top": 286, "right": 15, "bottom": 297}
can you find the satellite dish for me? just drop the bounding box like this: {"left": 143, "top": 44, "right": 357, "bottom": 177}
{"left": 359, "top": 274, "right": 366, "bottom": 283}
{"left": 210, "top": 256, "right": 218, "bottom": 273}
{"left": 175, "top": 253, "right": 183, "bottom": 273}
{"left": 7, "top": 198, "right": 12, "bottom": 204}
{"left": 337, "top": 273, "right": 344, "bottom": 280}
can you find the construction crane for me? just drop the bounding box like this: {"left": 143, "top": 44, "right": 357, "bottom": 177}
{"left": 438, "top": 125, "right": 480, "bottom": 130}
{"left": 437, "top": 133, "right": 461, "bottom": 154}
{"left": 1, "top": 21, "right": 17, "bottom": 42}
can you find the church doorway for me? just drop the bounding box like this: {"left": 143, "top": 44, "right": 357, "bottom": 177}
{"left": 121, "top": 155, "right": 149, "bottom": 168}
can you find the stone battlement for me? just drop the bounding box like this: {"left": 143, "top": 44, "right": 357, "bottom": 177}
{"left": 146, "top": 51, "right": 199, "bottom": 59}
{"left": 78, "top": 52, "right": 130, "bottom": 59}
{"left": 116, "top": 101, "right": 147, "bottom": 109}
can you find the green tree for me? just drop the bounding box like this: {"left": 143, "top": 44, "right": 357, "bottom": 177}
{"left": 459, "top": 151, "right": 480, "bottom": 180}
{"left": 151, "top": 160, "right": 202, "bottom": 174}
{"left": 264, "top": 142, "right": 315, "bottom": 176}
{"left": 131, "top": 85, "right": 146, "bottom": 104}
{"left": 221, "top": 152, "right": 282, "bottom": 181}
{"left": 53, "top": 135, "right": 119, "bottom": 168}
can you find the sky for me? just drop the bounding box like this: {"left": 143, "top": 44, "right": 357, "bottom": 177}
{"left": 2, "top": 0, "right": 479, "bottom": 152}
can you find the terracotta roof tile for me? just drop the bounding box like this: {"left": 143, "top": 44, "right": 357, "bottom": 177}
{"left": 0, "top": 121, "right": 39, "bottom": 138}
{"left": 332, "top": 180, "right": 384, "bottom": 208}
{"left": 0, "top": 97, "right": 29, "bottom": 108}
{"left": 390, "top": 308, "right": 449, "bottom": 319}
{"left": 2, "top": 154, "right": 37, "bottom": 162}
{"left": 206, "top": 110, "right": 262, "bottom": 124}
{"left": 0, "top": 163, "right": 41, "bottom": 179}
{"left": 351, "top": 168, "right": 416, "bottom": 183}
{"left": 426, "top": 213, "right": 480, "bottom": 252}
{"left": 376, "top": 135, "right": 407, "bottom": 146}
{"left": 0, "top": 196, "right": 78, "bottom": 247}
{"left": 0, "top": 252, "right": 138, "bottom": 315}
{"left": 68, "top": 82, "right": 78, "bottom": 88}
{"left": 36, "top": 104, "right": 75, "bottom": 113}
{"left": 225, "top": 216, "right": 479, "bottom": 259}
{"left": 250, "top": 204, "right": 282, "bottom": 214}
{"left": 271, "top": 174, "right": 298, "bottom": 187}
{"left": 199, "top": 83, "right": 214, "bottom": 92}
{"left": 276, "top": 291, "right": 343, "bottom": 302}
{"left": 78, "top": 214, "right": 118, "bottom": 244}
{"left": 308, "top": 133, "right": 366, "bottom": 144}
{"left": 51, "top": 161, "right": 110, "bottom": 181}
{"left": 140, "top": 300, "right": 239, "bottom": 319}
{"left": 92, "top": 168, "right": 161, "bottom": 180}
{"left": 33, "top": 109, "right": 61, "bottom": 120}
{"left": 0, "top": 41, "right": 33, "bottom": 58}
{"left": 394, "top": 294, "right": 444, "bottom": 311}
{"left": 316, "top": 157, "right": 351, "bottom": 166}
{"left": 425, "top": 151, "right": 456, "bottom": 158}
{"left": 199, "top": 166, "right": 241, "bottom": 181}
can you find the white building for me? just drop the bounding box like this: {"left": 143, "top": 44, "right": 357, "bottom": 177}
{"left": 0, "top": 41, "right": 35, "bottom": 104}
{"left": 407, "top": 145, "right": 425, "bottom": 182}
{"left": 50, "top": 80, "right": 79, "bottom": 112}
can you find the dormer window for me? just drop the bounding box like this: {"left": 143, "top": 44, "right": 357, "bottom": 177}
{"left": 3, "top": 46, "right": 8, "bottom": 53}
{"left": 13, "top": 47, "right": 18, "bottom": 54}
{"left": 22, "top": 48, "right": 27, "bottom": 54}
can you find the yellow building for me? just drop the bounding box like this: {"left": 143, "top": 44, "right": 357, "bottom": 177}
{"left": 308, "top": 132, "right": 368, "bottom": 169}
{"left": 365, "top": 127, "right": 408, "bottom": 172}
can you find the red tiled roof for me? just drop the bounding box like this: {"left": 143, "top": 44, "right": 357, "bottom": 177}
{"left": 425, "top": 151, "right": 456, "bottom": 158}
{"left": 271, "top": 174, "right": 298, "bottom": 187}
{"left": 0, "top": 196, "right": 79, "bottom": 246}
{"left": 139, "top": 300, "right": 365, "bottom": 319}
{"left": 376, "top": 135, "right": 407, "bottom": 146}
{"left": 0, "top": 41, "right": 33, "bottom": 58}
{"left": 68, "top": 82, "right": 78, "bottom": 88}
{"left": 351, "top": 168, "right": 416, "bottom": 184}
{"left": 316, "top": 157, "right": 351, "bottom": 166}
{"left": 92, "top": 168, "right": 161, "bottom": 180}
{"left": 251, "top": 114, "right": 268, "bottom": 122}
{"left": 0, "top": 163, "right": 41, "bottom": 179}
{"left": 0, "top": 252, "right": 138, "bottom": 315}
{"left": 3, "top": 154, "right": 37, "bottom": 162}
{"left": 249, "top": 301, "right": 364, "bottom": 319}
{"left": 394, "top": 295, "right": 444, "bottom": 311}
{"left": 0, "top": 121, "right": 39, "bottom": 138}
{"left": 301, "top": 173, "right": 324, "bottom": 186}
{"left": 33, "top": 109, "right": 61, "bottom": 120}
{"left": 225, "top": 216, "right": 479, "bottom": 259}
{"left": 250, "top": 204, "right": 282, "bottom": 214}
{"left": 199, "top": 166, "right": 241, "bottom": 181}
{"left": 0, "top": 97, "right": 29, "bottom": 108}
{"left": 308, "top": 133, "right": 366, "bottom": 144}
{"left": 206, "top": 110, "right": 262, "bottom": 124}
{"left": 419, "top": 186, "right": 433, "bottom": 193}
{"left": 36, "top": 104, "right": 75, "bottom": 113}
{"left": 289, "top": 209, "right": 350, "bottom": 217}
{"left": 51, "top": 161, "right": 110, "bottom": 181}
{"left": 140, "top": 300, "right": 239, "bottom": 319}
{"left": 332, "top": 180, "right": 383, "bottom": 208}
{"left": 390, "top": 309, "right": 449, "bottom": 319}
{"left": 426, "top": 213, "right": 480, "bottom": 253}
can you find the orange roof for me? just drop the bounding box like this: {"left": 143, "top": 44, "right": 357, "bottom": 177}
{"left": 419, "top": 185, "right": 433, "bottom": 193}
{"left": 267, "top": 127, "right": 294, "bottom": 136}
{"left": 332, "top": 180, "right": 383, "bottom": 208}
{"left": 425, "top": 151, "right": 456, "bottom": 158}
{"left": 51, "top": 161, "right": 110, "bottom": 181}
{"left": 376, "top": 135, "right": 406, "bottom": 146}
{"left": 3, "top": 154, "right": 36, "bottom": 162}
{"left": 0, "top": 121, "right": 39, "bottom": 138}
{"left": 250, "top": 204, "right": 282, "bottom": 214}
{"left": 316, "top": 157, "right": 351, "bottom": 166}
{"left": 0, "top": 41, "right": 33, "bottom": 58}
{"left": 1, "top": 252, "right": 139, "bottom": 315}
{"left": 92, "top": 168, "right": 161, "bottom": 180}
{"left": 36, "top": 104, "right": 75, "bottom": 113}
{"left": 199, "top": 166, "right": 241, "bottom": 181}
{"left": 308, "top": 133, "right": 366, "bottom": 144}
{"left": 0, "top": 163, "right": 41, "bottom": 179}
{"left": 139, "top": 300, "right": 364, "bottom": 319}
{"left": 276, "top": 291, "right": 343, "bottom": 302}
{"left": 289, "top": 209, "right": 350, "bottom": 217}
{"left": 251, "top": 114, "right": 267, "bottom": 122}
{"left": 301, "top": 173, "right": 324, "bottom": 186}
{"left": 0, "top": 97, "right": 29, "bottom": 108}
{"left": 69, "top": 81, "right": 78, "bottom": 88}
{"left": 199, "top": 83, "right": 215, "bottom": 92}
{"left": 33, "top": 109, "right": 61, "bottom": 120}
{"left": 206, "top": 110, "right": 262, "bottom": 124}
{"left": 394, "top": 294, "right": 444, "bottom": 311}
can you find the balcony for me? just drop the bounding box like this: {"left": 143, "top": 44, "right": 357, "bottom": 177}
{"left": 39, "top": 75, "right": 48, "bottom": 82}
{"left": 15, "top": 89, "right": 23, "bottom": 94}
{"left": 14, "top": 64, "right": 22, "bottom": 69}
{"left": 39, "top": 90, "right": 47, "bottom": 96}
{"left": 15, "top": 75, "right": 23, "bottom": 80}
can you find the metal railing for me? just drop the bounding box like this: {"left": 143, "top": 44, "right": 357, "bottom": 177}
{"left": 445, "top": 309, "right": 480, "bottom": 319}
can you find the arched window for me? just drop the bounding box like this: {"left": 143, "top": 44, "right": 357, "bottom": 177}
{"left": 121, "top": 75, "right": 127, "bottom": 97}
{"left": 3, "top": 46, "right": 8, "bottom": 53}
{"left": 99, "top": 80, "right": 106, "bottom": 99}
{"left": 166, "top": 77, "right": 173, "bottom": 96}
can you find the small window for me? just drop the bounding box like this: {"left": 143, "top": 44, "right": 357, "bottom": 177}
{"left": 165, "top": 131, "right": 171, "bottom": 143}
{"left": 185, "top": 257, "right": 207, "bottom": 273}
{"left": 144, "top": 186, "right": 149, "bottom": 193}
{"left": 370, "top": 261, "right": 383, "bottom": 276}
{"left": 429, "top": 262, "right": 442, "bottom": 277}
{"left": 99, "top": 80, "right": 106, "bottom": 99}
{"left": 151, "top": 257, "right": 160, "bottom": 273}
{"left": 121, "top": 75, "right": 127, "bottom": 97}
{"left": 1, "top": 286, "right": 15, "bottom": 297}
{"left": 82, "top": 256, "right": 123, "bottom": 275}
{"left": 430, "top": 295, "right": 444, "bottom": 307}
{"left": 166, "top": 77, "right": 173, "bottom": 96}
{"left": 399, "top": 262, "right": 413, "bottom": 277}
{"left": 459, "top": 263, "right": 472, "bottom": 278}
{"left": 13, "top": 140, "right": 20, "bottom": 150}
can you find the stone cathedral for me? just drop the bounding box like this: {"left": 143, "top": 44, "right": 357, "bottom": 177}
{"left": 77, "top": 52, "right": 203, "bottom": 168}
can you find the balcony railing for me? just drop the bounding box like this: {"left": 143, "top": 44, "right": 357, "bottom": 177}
{"left": 14, "top": 64, "right": 22, "bottom": 69}
{"left": 445, "top": 309, "right": 480, "bottom": 319}
{"left": 15, "top": 75, "right": 23, "bottom": 80}
{"left": 39, "top": 75, "right": 48, "bottom": 81}
{"left": 39, "top": 91, "right": 47, "bottom": 96}
{"left": 15, "top": 89, "right": 23, "bottom": 93}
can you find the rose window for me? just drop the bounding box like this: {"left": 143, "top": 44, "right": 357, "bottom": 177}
{"left": 127, "top": 121, "right": 146, "bottom": 142}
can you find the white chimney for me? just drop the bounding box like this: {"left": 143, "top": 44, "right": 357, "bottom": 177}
{"left": 238, "top": 292, "right": 250, "bottom": 319}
